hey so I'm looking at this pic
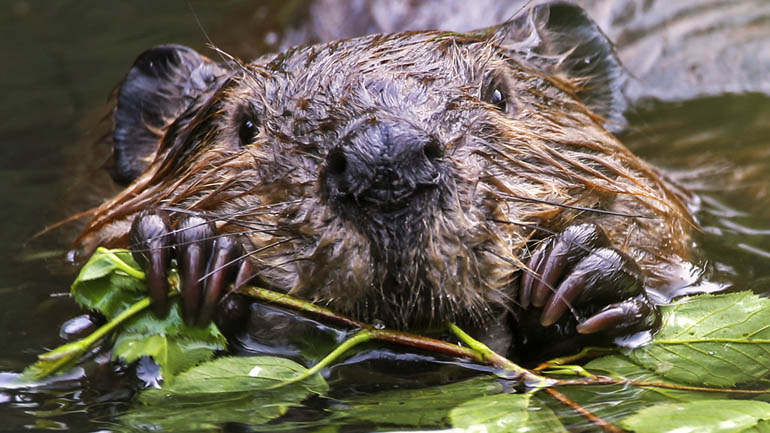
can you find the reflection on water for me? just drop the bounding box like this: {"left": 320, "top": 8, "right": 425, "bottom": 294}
{"left": 624, "top": 95, "right": 770, "bottom": 298}
{"left": 1, "top": 1, "right": 769, "bottom": 431}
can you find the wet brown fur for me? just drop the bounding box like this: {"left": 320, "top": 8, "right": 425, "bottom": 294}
{"left": 75, "top": 25, "right": 693, "bottom": 330}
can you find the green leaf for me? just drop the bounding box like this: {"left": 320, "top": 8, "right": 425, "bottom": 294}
{"left": 450, "top": 393, "right": 531, "bottom": 431}
{"left": 75, "top": 249, "right": 141, "bottom": 282}
{"left": 585, "top": 355, "right": 715, "bottom": 402}
{"left": 67, "top": 248, "right": 227, "bottom": 380}
{"left": 71, "top": 248, "right": 147, "bottom": 318}
{"left": 549, "top": 355, "right": 718, "bottom": 429}
{"left": 139, "top": 356, "right": 327, "bottom": 401}
{"left": 450, "top": 392, "right": 568, "bottom": 433}
{"left": 630, "top": 292, "right": 770, "bottom": 387}
{"left": 113, "top": 333, "right": 222, "bottom": 379}
{"left": 112, "top": 300, "right": 227, "bottom": 379}
{"left": 620, "top": 400, "right": 770, "bottom": 433}
{"left": 119, "top": 301, "right": 226, "bottom": 342}
{"left": 71, "top": 276, "right": 146, "bottom": 319}
{"left": 327, "top": 376, "right": 502, "bottom": 428}
{"left": 119, "top": 356, "right": 328, "bottom": 431}
{"left": 527, "top": 400, "right": 570, "bottom": 433}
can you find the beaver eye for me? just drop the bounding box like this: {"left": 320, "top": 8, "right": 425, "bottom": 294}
{"left": 489, "top": 88, "right": 506, "bottom": 111}
{"left": 238, "top": 118, "right": 259, "bottom": 146}
{"left": 482, "top": 75, "right": 516, "bottom": 115}
{"left": 482, "top": 84, "right": 509, "bottom": 113}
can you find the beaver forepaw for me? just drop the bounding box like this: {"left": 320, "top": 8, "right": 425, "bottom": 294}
{"left": 519, "top": 223, "right": 657, "bottom": 336}
{"left": 130, "top": 210, "right": 252, "bottom": 327}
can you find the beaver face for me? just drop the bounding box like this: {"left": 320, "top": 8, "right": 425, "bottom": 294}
{"left": 149, "top": 33, "right": 536, "bottom": 326}
{"left": 78, "top": 3, "right": 691, "bottom": 334}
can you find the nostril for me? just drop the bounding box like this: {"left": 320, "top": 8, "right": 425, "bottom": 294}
{"left": 423, "top": 139, "right": 443, "bottom": 161}
{"left": 327, "top": 148, "right": 347, "bottom": 176}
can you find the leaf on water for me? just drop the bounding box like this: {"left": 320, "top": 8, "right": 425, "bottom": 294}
{"left": 630, "top": 291, "right": 770, "bottom": 387}
{"left": 119, "top": 356, "right": 328, "bottom": 431}
{"left": 527, "top": 399, "right": 570, "bottom": 433}
{"left": 329, "top": 376, "right": 503, "bottom": 428}
{"left": 548, "top": 355, "right": 720, "bottom": 429}
{"left": 139, "top": 356, "right": 328, "bottom": 401}
{"left": 450, "top": 392, "right": 568, "bottom": 433}
{"left": 620, "top": 400, "right": 770, "bottom": 433}
{"left": 585, "top": 355, "right": 716, "bottom": 402}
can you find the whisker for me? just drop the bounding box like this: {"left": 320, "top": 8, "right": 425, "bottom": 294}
{"left": 128, "top": 226, "right": 289, "bottom": 253}
{"left": 494, "top": 193, "right": 656, "bottom": 219}
{"left": 158, "top": 206, "right": 284, "bottom": 231}
{"left": 188, "top": 3, "right": 266, "bottom": 84}
{"left": 197, "top": 237, "right": 300, "bottom": 283}
{"left": 488, "top": 218, "right": 557, "bottom": 236}
{"left": 251, "top": 256, "right": 313, "bottom": 279}
{"left": 490, "top": 214, "right": 641, "bottom": 281}
{"left": 162, "top": 200, "right": 300, "bottom": 217}
{"left": 484, "top": 248, "right": 580, "bottom": 320}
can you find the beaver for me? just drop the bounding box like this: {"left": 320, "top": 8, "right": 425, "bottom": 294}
{"left": 71, "top": 2, "right": 694, "bottom": 356}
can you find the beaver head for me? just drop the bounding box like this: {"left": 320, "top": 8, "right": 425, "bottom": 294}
{"left": 75, "top": 3, "right": 692, "bottom": 331}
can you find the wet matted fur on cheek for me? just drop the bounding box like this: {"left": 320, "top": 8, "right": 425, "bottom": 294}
{"left": 474, "top": 103, "right": 693, "bottom": 279}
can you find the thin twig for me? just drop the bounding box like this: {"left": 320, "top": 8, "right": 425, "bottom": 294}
{"left": 545, "top": 387, "right": 624, "bottom": 433}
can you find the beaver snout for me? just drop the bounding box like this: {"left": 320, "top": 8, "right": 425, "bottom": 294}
{"left": 322, "top": 120, "right": 443, "bottom": 211}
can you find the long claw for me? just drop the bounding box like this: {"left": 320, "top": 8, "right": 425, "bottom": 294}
{"left": 130, "top": 210, "right": 172, "bottom": 317}
{"left": 175, "top": 216, "right": 215, "bottom": 326}
{"left": 234, "top": 257, "right": 256, "bottom": 290}
{"left": 540, "top": 271, "right": 589, "bottom": 326}
{"left": 531, "top": 243, "right": 567, "bottom": 308}
{"left": 198, "top": 236, "right": 240, "bottom": 326}
{"left": 520, "top": 244, "right": 548, "bottom": 308}
{"left": 529, "top": 224, "right": 610, "bottom": 308}
{"left": 577, "top": 297, "right": 656, "bottom": 335}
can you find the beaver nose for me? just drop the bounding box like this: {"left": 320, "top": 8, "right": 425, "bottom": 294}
{"left": 323, "top": 122, "right": 443, "bottom": 210}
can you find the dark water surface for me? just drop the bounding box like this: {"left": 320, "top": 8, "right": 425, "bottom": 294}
{"left": 1, "top": 1, "right": 770, "bottom": 432}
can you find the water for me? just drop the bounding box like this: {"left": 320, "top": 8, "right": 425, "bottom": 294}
{"left": 1, "top": 1, "right": 769, "bottom": 431}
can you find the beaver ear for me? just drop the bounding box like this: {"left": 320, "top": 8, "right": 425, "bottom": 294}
{"left": 498, "top": 1, "right": 627, "bottom": 130}
{"left": 110, "top": 45, "right": 226, "bottom": 185}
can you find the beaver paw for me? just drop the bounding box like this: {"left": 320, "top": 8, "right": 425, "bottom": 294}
{"left": 129, "top": 209, "right": 252, "bottom": 327}
{"left": 518, "top": 223, "right": 657, "bottom": 336}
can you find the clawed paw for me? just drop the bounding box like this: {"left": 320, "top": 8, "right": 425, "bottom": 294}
{"left": 519, "top": 223, "right": 657, "bottom": 336}
{"left": 129, "top": 209, "right": 253, "bottom": 327}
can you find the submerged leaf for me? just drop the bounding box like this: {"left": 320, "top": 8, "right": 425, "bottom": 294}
{"left": 585, "top": 355, "right": 715, "bottom": 402}
{"left": 620, "top": 400, "right": 770, "bottom": 433}
{"left": 630, "top": 292, "right": 770, "bottom": 387}
{"left": 329, "top": 376, "right": 503, "bottom": 428}
{"left": 120, "top": 356, "right": 328, "bottom": 431}
{"left": 550, "top": 355, "right": 721, "bottom": 429}
{"left": 450, "top": 392, "right": 567, "bottom": 433}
